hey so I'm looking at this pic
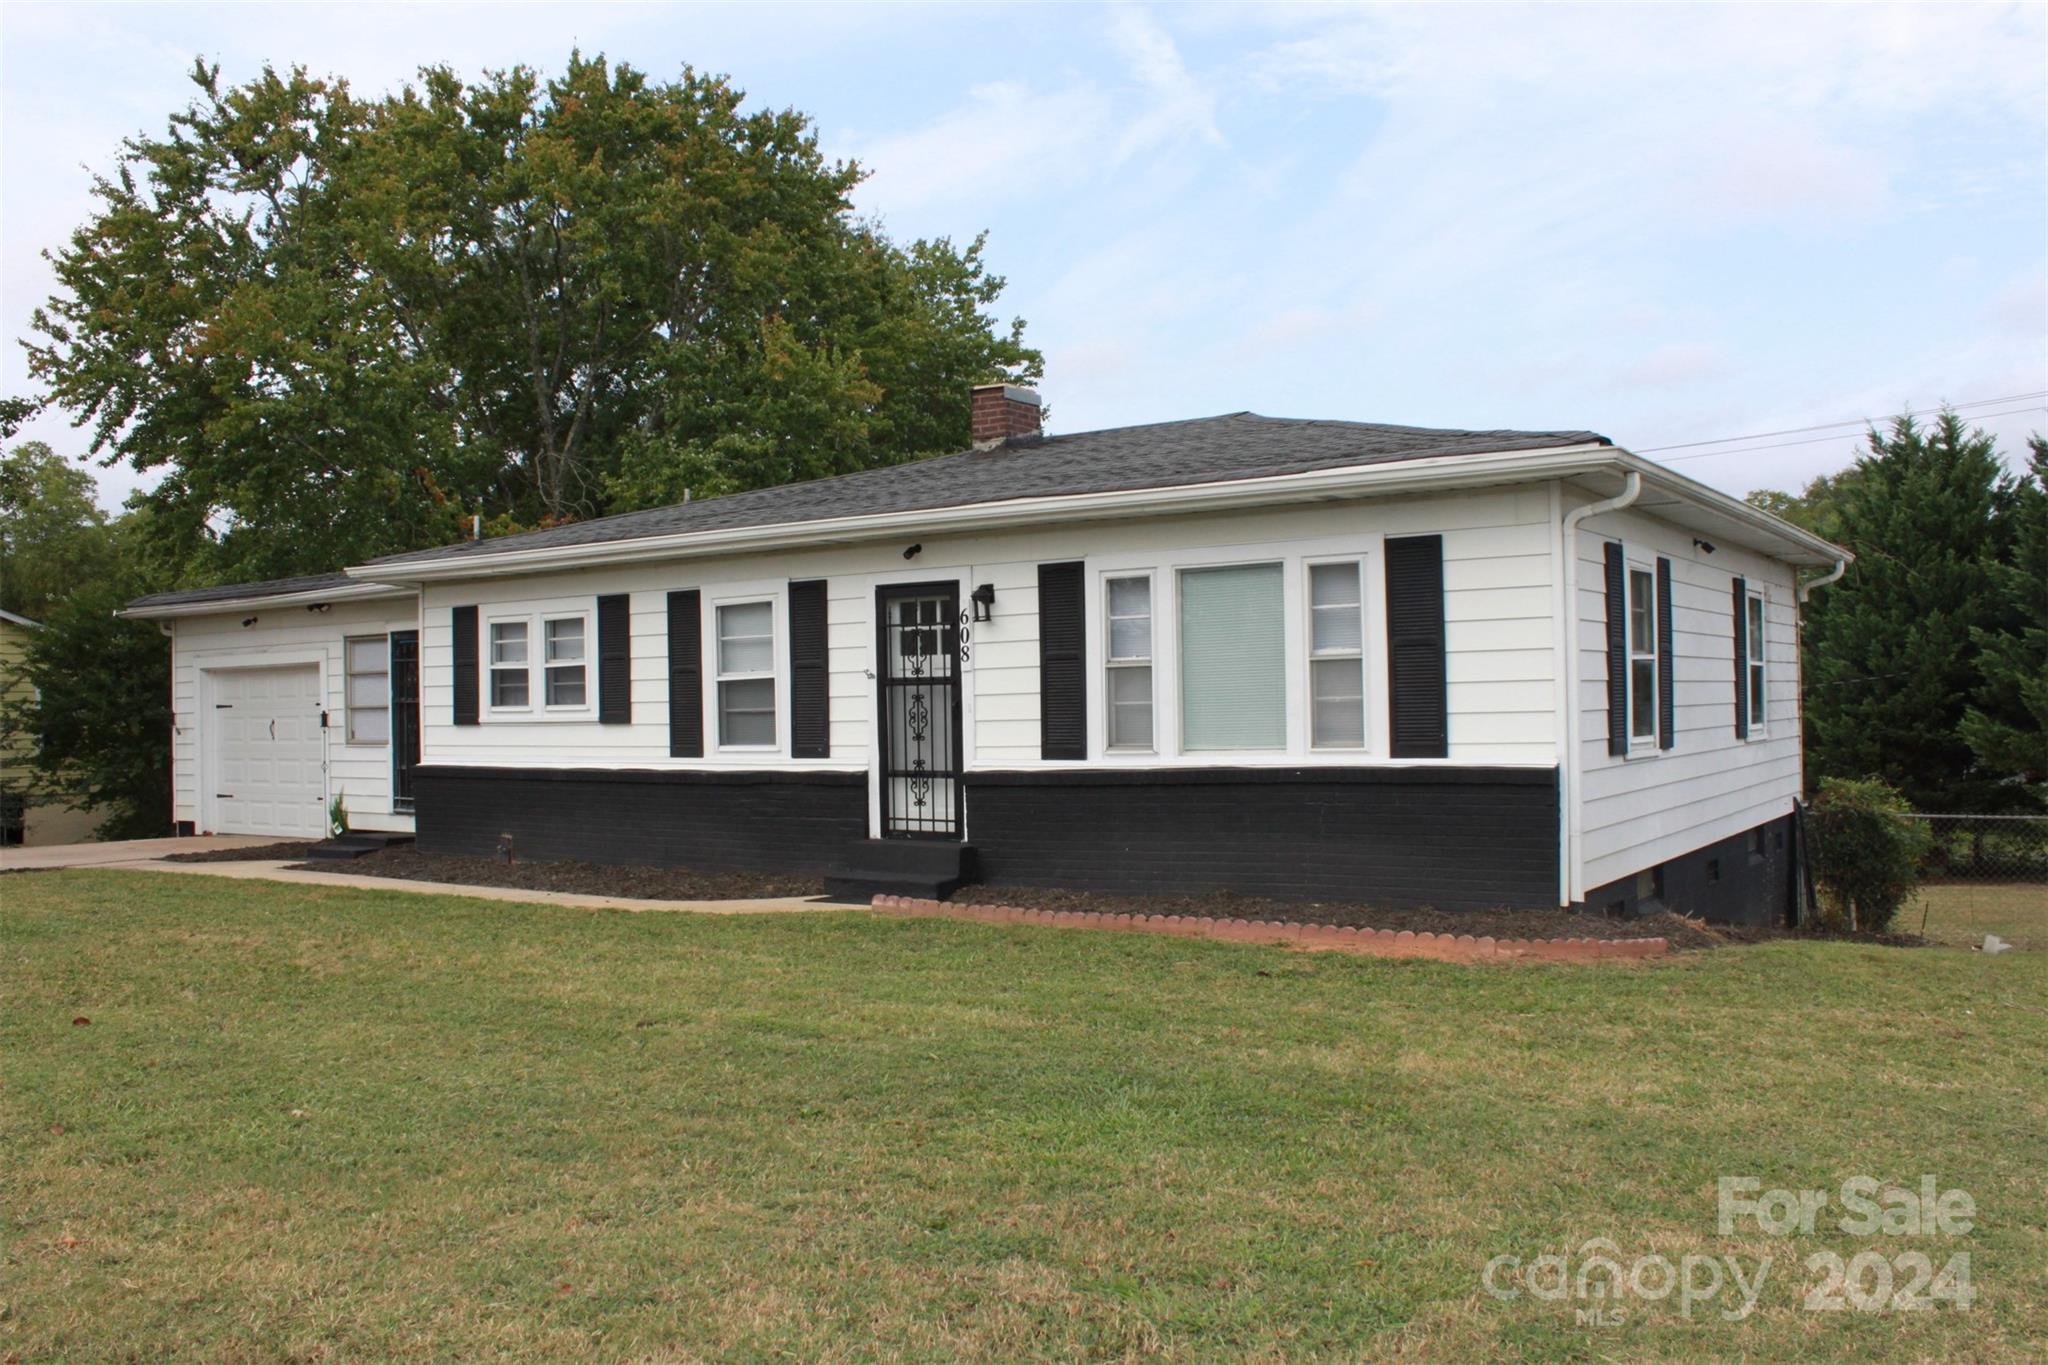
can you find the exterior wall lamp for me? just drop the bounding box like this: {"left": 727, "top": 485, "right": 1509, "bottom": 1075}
{"left": 971, "top": 582, "right": 996, "bottom": 622}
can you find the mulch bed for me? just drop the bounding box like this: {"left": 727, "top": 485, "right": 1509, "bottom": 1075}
{"left": 162, "top": 841, "right": 315, "bottom": 863}
{"left": 289, "top": 846, "right": 823, "bottom": 901}
{"left": 950, "top": 887, "right": 1747, "bottom": 952}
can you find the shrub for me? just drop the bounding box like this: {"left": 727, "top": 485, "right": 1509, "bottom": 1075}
{"left": 1807, "top": 778, "right": 1934, "bottom": 932}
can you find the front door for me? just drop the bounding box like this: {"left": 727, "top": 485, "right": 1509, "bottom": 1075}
{"left": 390, "top": 630, "right": 420, "bottom": 812}
{"left": 877, "top": 583, "right": 963, "bottom": 838}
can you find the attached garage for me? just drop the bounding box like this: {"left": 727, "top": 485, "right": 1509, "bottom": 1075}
{"left": 206, "top": 664, "right": 326, "bottom": 838}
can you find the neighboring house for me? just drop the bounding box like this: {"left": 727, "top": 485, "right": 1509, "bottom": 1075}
{"left": 121, "top": 386, "right": 1850, "bottom": 923}
{"left": 0, "top": 608, "right": 99, "bottom": 846}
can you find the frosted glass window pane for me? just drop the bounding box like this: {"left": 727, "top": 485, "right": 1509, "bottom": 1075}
{"left": 1630, "top": 659, "right": 1656, "bottom": 738}
{"left": 546, "top": 666, "right": 586, "bottom": 707}
{"left": 1310, "top": 562, "right": 1361, "bottom": 608}
{"left": 347, "top": 637, "right": 388, "bottom": 672}
{"left": 1108, "top": 576, "right": 1150, "bottom": 617}
{"left": 346, "top": 674, "right": 386, "bottom": 708}
{"left": 1180, "top": 563, "right": 1285, "bottom": 750}
{"left": 1109, "top": 616, "right": 1151, "bottom": 660}
{"left": 718, "top": 602, "right": 773, "bottom": 674}
{"left": 490, "top": 622, "right": 528, "bottom": 665}
{"left": 544, "top": 617, "right": 585, "bottom": 663}
{"left": 1310, "top": 563, "right": 1363, "bottom": 654}
{"left": 491, "top": 669, "right": 528, "bottom": 708}
{"left": 348, "top": 708, "right": 389, "bottom": 744}
{"left": 1108, "top": 665, "right": 1153, "bottom": 748}
{"left": 1311, "top": 657, "right": 1364, "bottom": 748}
{"left": 720, "top": 677, "right": 776, "bottom": 745}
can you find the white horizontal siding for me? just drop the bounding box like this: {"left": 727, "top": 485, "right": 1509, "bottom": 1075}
{"left": 169, "top": 596, "right": 420, "bottom": 833}
{"left": 1570, "top": 499, "right": 1802, "bottom": 893}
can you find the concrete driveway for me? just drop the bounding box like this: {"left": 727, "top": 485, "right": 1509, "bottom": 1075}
{"left": 0, "top": 835, "right": 280, "bottom": 871}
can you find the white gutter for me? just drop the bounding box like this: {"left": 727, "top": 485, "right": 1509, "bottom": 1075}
{"left": 1797, "top": 558, "right": 1848, "bottom": 602}
{"left": 1557, "top": 470, "right": 1642, "bottom": 907}
{"left": 347, "top": 443, "right": 1622, "bottom": 584}
{"left": 346, "top": 441, "right": 1845, "bottom": 588}
{"left": 118, "top": 580, "right": 413, "bottom": 621}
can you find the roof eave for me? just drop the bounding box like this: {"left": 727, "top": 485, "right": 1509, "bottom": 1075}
{"left": 1616, "top": 451, "right": 1852, "bottom": 568}
{"left": 349, "top": 442, "right": 1627, "bottom": 585}
{"left": 118, "top": 580, "right": 415, "bottom": 621}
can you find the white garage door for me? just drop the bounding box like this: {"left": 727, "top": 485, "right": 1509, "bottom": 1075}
{"left": 210, "top": 665, "right": 326, "bottom": 838}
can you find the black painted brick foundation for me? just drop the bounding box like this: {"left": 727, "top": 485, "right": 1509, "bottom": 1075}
{"left": 411, "top": 766, "right": 866, "bottom": 875}
{"left": 1577, "top": 813, "right": 1797, "bottom": 927}
{"left": 963, "top": 767, "right": 1560, "bottom": 910}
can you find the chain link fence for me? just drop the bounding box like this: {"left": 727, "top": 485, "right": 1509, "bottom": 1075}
{"left": 1896, "top": 813, "right": 2046, "bottom": 947}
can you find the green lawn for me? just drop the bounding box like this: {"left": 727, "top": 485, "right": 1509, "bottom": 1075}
{"left": 4, "top": 870, "right": 2044, "bottom": 1361}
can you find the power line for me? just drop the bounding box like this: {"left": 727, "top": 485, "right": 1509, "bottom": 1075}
{"left": 1655, "top": 405, "right": 2048, "bottom": 464}
{"left": 1635, "top": 390, "right": 2048, "bottom": 456}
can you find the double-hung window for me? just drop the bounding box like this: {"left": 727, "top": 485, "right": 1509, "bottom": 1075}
{"left": 717, "top": 601, "right": 776, "bottom": 746}
{"left": 1105, "top": 576, "right": 1154, "bottom": 749}
{"left": 543, "top": 617, "right": 587, "bottom": 708}
{"left": 344, "top": 636, "right": 390, "bottom": 743}
{"left": 1627, "top": 566, "right": 1657, "bottom": 743}
{"left": 1745, "top": 592, "right": 1767, "bottom": 734}
{"left": 1308, "top": 561, "right": 1365, "bottom": 748}
{"left": 489, "top": 621, "right": 530, "bottom": 709}
{"left": 1180, "top": 562, "right": 1286, "bottom": 751}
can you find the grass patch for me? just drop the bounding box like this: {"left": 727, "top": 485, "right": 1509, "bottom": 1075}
{"left": 1912, "top": 881, "right": 2044, "bottom": 950}
{"left": 4, "top": 869, "right": 2044, "bottom": 1360}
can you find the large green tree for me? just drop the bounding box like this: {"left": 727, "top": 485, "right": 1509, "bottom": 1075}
{"left": 27, "top": 54, "right": 1040, "bottom": 582}
{"left": 1, "top": 441, "right": 114, "bottom": 618}
{"left": 1798, "top": 411, "right": 2023, "bottom": 811}
{"left": 1961, "top": 435, "right": 2048, "bottom": 791}
{"left": 0, "top": 508, "right": 172, "bottom": 839}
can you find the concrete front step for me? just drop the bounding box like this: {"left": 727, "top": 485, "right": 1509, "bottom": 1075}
{"left": 304, "top": 832, "right": 416, "bottom": 862}
{"left": 822, "top": 838, "right": 975, "bottom": 903}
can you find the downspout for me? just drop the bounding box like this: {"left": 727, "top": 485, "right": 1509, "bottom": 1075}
{"left": 1557, "top": 471, "right": 1642, "bottom": 907}
{"left": 1797, "top": 559, "right": 1847, "bottom": 603}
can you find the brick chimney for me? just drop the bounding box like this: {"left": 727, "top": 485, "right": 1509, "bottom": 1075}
{"left": 971, "top": 383, "right": 1042, "bottom": 449}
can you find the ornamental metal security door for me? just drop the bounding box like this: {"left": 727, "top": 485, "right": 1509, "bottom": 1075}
{"left": 877, "top": 583, "right": 964, "bottom": 838}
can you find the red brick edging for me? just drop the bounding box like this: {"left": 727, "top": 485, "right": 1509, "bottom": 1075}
{"left": 869, "top": 896, "right": 1665, "bottom": 963}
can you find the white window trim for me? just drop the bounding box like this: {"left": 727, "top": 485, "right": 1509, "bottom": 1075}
{"left": 343, "top": 633, "right": 390, "bottom": 747}
{"left": 1102, "top": 571, "right": 1156, "bottom": 753}
{"left": 1304, "top": 555, "right": 1368, "bottom": 751}
{"left": 1745, "top": 588, "right": 1768, "bottom": 739}
{"left": 541, "top": 614, "right": 592, "bottom": 711}
{"left": 712, "top": 590, "right": 783, "bottom": 753}
{"left": 1081, "top": 533, "right": 1388, "bottom": 765}
{"left": 1625, "top": 558, "right": 1659, "bottom": 752}
{"left": 482, "top": 605, "right": 596, "bottom": 720}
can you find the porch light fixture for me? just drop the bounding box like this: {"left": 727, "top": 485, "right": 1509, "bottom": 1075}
{"left": 971, "top": 582, "right": 996, "bottom": 622}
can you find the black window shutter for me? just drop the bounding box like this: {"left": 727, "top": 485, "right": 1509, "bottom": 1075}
{"left": 789, "top": 579, "right": 830, "bottom": 758}
{"left": 1037, "top": 561, "right": 1087, "bottom": 760}
{"left": 1384, "top": 534, "right": 1448, "bottom": 758}
{"left": 1656, "top": 557, "right": 1675, "bottom": 751}
{"left": 452, "top": 605, "right": 479, "bottom": 727}
{"left": 596, "top": 593, "right": 631, "bottom": 724}
{"left": 666, "top": 589, "right": 703, "bottom": 758}
{"left": 1731, "top": 575, "right": 1749, "bottom": 740}
{"left": 1604, "top": 542, "right": 1627, "bottom": 757}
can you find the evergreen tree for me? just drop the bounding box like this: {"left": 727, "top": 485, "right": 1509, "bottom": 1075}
{"left": 1802, "top": 411, "right": 2018, "bottom": 811}
{"left": 1961, "top": 435, "right": 2048, "bottom": 795}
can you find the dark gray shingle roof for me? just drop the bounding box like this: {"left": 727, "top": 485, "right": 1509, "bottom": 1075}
{"left": 125, "top": 571, "right": 366, "bottom": 612}
{"left": 368, "top": 412, "right": 1607, "bottom": 569}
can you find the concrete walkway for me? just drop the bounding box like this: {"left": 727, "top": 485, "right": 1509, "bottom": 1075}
{"left": 4, "top": 837, "right": 842, "bottom": 916}
{"left": 0, "top": 834, "right": 278, "bottom": 871}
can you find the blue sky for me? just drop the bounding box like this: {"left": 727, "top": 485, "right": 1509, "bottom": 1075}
{"left": 3, "top": 2, "right": 2044, "bottom": 512}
